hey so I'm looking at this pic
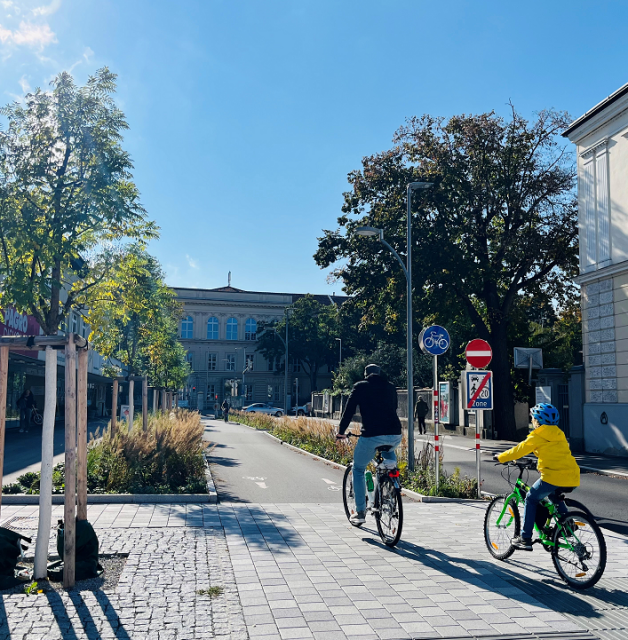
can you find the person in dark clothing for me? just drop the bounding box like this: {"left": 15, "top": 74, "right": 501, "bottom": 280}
{"left": 414, "top": 397, "right": 429, "bottom": 435}
{"left": 221, "top": 399, "right": 230, "bottom": 423}
{"left": 17, "top": 389, "right": 36, "bottom": 433}
{"left": 336, "top": 364, "right": 402, "bottom": 525}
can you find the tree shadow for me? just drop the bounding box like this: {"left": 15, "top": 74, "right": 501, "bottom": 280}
{"left": 217, "top": 504, "right": 306, "bottom": 553}
{"left": 44, "top": 588, "right": 132, "bottom": 640}
{"left": 363, "top": 536, "right": 627, "bottom": 619}
{"left": 0, "top": 595, "right": 10, "bottom": 640}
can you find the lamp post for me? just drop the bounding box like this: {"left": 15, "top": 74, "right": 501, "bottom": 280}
{"left": 355, "top": 181, "right": 432, "bottom": 471}
{"left": 335, "top": 337, "right": 342, "bottom": 369}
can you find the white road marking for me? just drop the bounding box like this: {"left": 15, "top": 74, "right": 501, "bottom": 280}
{"left": 243, "top": 476, "right": 266, "bottom": 481}
{"left": 322, "top": 478, "right": 336, "bottom": 485}
{"left": 255, "top": 482, "right": 268, "bottom": 489}
{"left": 328, "top": 486, "right": 341, "bottom": 491}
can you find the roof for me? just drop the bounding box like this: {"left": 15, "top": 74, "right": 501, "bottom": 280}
{"left": 173, "top": 286, "right": 349, "bottom": 306}
{"left": 563, "top": 81, "right": 628, "bottom": 137}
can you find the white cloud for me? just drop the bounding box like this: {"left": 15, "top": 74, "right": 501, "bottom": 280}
{"left": 186, "top": 255, "right": 200, "bottom": 270}
{"left": 1, "top": 1, "right": 13, "bottom": 9}
{"left": 83, "top": 45, "right": 93, "bottom": 62}
{"left": 32, "top": 0, "right": 61, "bottom": 17}
{"left": 18, "top": 75, "right": 30, "bottom": 93}
{"left": 0, "top": 20, "right": 57, "bottom": 49}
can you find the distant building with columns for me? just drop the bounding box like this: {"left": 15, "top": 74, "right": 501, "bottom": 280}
{"left": 173, "top": 285, "right": 345, "bottom": 410}
{"left": 564, "top": 81, "right": 628, "bottom": 455}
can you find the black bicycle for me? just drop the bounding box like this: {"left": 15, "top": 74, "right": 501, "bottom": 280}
{"left": 342, "top": 432, "right": 403, "bottom": 547}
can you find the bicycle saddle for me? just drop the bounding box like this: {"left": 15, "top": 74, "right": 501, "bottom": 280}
{"left": 376, "top": 445, "right": 394, "bottom": 453}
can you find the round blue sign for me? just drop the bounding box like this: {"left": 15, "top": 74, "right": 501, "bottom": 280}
{"left": 419, "top": 325, "right": 450, "bottom": 356}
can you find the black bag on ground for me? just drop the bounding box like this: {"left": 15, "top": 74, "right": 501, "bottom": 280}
{"left": 0, "top": 527, "right": 30, "bottom": 589}
{"left": 47, "top": 519, "right": 103, "bottom": 582}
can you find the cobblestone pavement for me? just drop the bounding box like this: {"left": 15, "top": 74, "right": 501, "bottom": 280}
{"left": 1, "top": 501, "right": 627, "bottom": 639}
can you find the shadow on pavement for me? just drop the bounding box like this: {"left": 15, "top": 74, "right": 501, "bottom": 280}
{"left": 0, "top": 595, "right": 9, "bottom": 639}
{"left": 218, "top": 505, "right": 306, "bottom": 553}
{"left": 363, "top": 536, "right": 621, "bottom": 622}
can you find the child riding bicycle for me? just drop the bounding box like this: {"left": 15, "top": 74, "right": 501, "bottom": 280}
{"left": 495, "top": 403, "right": 580, "bottom": 551}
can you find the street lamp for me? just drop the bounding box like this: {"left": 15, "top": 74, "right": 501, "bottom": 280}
{"left": 355, "top": 181, "right": 432, "bottom": 471}
{"left": 335, "top": 337, "right": 342, "bottom": 369}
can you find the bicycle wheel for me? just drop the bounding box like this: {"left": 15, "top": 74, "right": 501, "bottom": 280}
{"left": 484, "top": 496, "right": 520, "bottom": 560}
{"left": 552, "top": 511, "right": 606, "bottom": 590}
{"left": 343, "top": 464, "right": 362, "bottom": 526}
{"left": 33, "top": 412, "right": 43, "bottom": 426}
{"left": 375, "top": 476, "right": 403, "bottom": 547}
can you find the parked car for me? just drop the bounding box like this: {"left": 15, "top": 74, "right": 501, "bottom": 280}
{"left": 243, "top": 403, "right": 285, "bottom": 417}
{"left": 289, "top": 403, "right": 311, "bottom": 417}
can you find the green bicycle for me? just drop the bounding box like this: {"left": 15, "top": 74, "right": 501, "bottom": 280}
{"left": 484, "top": 459, "right": 606, "bottom": 590}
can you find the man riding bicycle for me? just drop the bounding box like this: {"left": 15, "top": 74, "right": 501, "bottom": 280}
{"left": 336, "top": 364, "right": 402, "bottom": 525}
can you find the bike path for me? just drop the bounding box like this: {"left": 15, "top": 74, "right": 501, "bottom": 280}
{"left": 203, "top": 418, "right": 347, "bottom": 503}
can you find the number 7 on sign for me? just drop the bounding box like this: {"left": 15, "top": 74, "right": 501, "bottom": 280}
{"left": 466, "top": 371, "right": 493, "bottom": 410}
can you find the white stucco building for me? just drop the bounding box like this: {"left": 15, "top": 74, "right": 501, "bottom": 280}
{"left": 564, "top": 81, "right": 628, "bottom": 455}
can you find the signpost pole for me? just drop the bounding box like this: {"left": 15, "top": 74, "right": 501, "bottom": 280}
{"left": 475, "top": 408, "right": 481, "bottom": 498}
{"left": 433, "top": 355, "right": 439, "bottom": 491}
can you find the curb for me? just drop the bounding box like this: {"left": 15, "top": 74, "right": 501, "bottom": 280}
{"left": 239, "top": 422, "right": 484, "bottom": 503}
{"left": 1, "top": 493, "right": 215, "bottom": 505}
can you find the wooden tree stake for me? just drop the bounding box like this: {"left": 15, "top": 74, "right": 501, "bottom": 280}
{"left": 77, "top": 346, "right": 88, "bottom": 521}
{"left": 142, "top": 375, "right": 148, "bottom": 432}
{"left": 0, "top": 347, "right": 8, "bottom": 517}
{"left": 111, "top": 379, "right": 118, "bottom": 435}
{"left": 63, "top": 334, "right": 77, "bottom": 589}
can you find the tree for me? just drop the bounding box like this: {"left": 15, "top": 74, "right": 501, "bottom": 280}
{"left": 87, "top": 245, "right": 189, "bottom": 388}
{"left": 256, "top": 295, "right": 341, "bottom": 392}
{"left": 0, "top": 68, "right": 157, "bottom": 335}
{"left": 315, "top": 108, "right": 577, "bottom": 439}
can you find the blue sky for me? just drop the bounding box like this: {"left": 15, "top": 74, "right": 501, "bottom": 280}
{"left": 1, "top": 0, "right": 626, "bottom": 294}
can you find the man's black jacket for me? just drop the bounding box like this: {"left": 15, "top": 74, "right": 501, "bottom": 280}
{"left": 338, "top": 374, "right": 402, "bottom": 437}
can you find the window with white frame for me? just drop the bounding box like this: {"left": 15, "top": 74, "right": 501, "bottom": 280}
{"left": 181, "top": 315, "right": 194, "bottom": 339}
{"left": 273, "top": 384, "right": 281, "bottom": 402}
{"left": 292, "top": 358, "right": 302, "bottom": 373}
{"left": 245, "top": 318, "right": 257, "bottom": 341}
{"left": 208, "top": 353, "right": 217, "bottom": 371}
{"left": 226, "top": 317, "right": 238, "bottom": 340}
{"left": 207, "top": 384, "right": 216, "bottom": 402}
{"left": 245, "top": 385, "right": 252, "bottom": 401}
{"left": 225, "top": 354, "right": 236, "bottom": 371}
{"left": 581, "top": 140, "right": 611, "bottom": 271}
{"left": 186, "top": 352, "right": 194, "bottom": 369}
{"left": 245, "top": 354, "right": 254, "bottom": 371}
{"left": 207, "top": 317, "right": 219, "bottom": 340}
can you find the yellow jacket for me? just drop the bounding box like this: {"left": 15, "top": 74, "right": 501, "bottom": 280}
{"left": 498, "top": 424, "right": 580, "bottom": 487}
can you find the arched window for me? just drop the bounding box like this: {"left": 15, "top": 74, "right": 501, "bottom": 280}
{"left": 226, "top": 317, "right": 238, "bottom": 341}
{"left": 245, "top": 318, "right": 257, "bottom": 341}
{"left": 207, "top": 317, "right": 218, "bottom": 340}
{"left": 181, "top": 315, "right": 193, "bottom": 339}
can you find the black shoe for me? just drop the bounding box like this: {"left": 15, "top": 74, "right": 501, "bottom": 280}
{"left": 511, "top": 535, "right": 533, "bottom": 551}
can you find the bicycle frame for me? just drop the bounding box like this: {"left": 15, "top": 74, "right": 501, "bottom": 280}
{"left": 495, "top": 466, "right": 582, "bottom": 551}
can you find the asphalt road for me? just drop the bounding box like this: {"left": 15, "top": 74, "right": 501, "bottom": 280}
{"left": 418, "top": 435, "right": 628, "bottom": 537}
{"left": 2, "top": 420, "right": 106, "bottom": 485}
{"left": 203, "top": 418, "right": 346, "bottom": 502}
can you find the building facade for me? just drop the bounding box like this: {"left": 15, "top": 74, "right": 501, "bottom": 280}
{"left": 564, "top": 81, "right": 628, "bottom": 455}
{"left": 174, "top": 286, "right": 344, "bottom": 410}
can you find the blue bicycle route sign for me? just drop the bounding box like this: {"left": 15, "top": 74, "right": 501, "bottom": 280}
{"left": 419, "top": 325, "right": 450, "bottom": 356}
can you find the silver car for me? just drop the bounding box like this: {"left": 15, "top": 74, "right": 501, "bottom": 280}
{"left": 243, "top": 403, "right": 285, "bottom": 417}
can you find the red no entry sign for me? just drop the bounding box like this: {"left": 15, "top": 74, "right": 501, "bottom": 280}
{"left": 466, "top": 339, "right": 492, "bottom": 368}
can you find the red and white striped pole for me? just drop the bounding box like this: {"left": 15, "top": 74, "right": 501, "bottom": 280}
{"left": 433, "top": 355, "right": 439, "bottom": 491}
{"left": 476, "top": 409, "right": 481, "bottom": 498}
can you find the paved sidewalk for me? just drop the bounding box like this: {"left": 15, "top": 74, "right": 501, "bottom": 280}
{"left": 1, "top": 501, "right": 627, "bottom": 639}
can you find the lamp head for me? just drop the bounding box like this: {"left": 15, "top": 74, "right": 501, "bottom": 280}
{"left": 355, "top": 226, "right": 382, "bottom": 238}
{"left": 408, "top": 182, "right": 433, "bottom": 190}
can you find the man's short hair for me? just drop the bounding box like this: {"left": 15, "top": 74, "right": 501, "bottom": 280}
{"left": 364, "top": 364, "right": 381, "bottom": 377}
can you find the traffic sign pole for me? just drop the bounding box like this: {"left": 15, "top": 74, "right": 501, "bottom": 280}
{"left": 433, "top": 355, "right": 439, "bottom": 492}
{"left": 476, "top": 409, "right": 481, "bottom": 498}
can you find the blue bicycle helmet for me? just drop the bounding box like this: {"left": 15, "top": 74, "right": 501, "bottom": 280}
{"left": 530, "top": 403, "right": 559, "bottom": 426}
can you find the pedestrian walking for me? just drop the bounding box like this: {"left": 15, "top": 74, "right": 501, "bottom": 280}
{"left": 221, "top": 399, "right": 230, "bottom": 423}
{"left": 17, "top": 388, "right": 36, "bottom": 433}
{"left": 414, "top": 396, "right": 428, "bottom": 435}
